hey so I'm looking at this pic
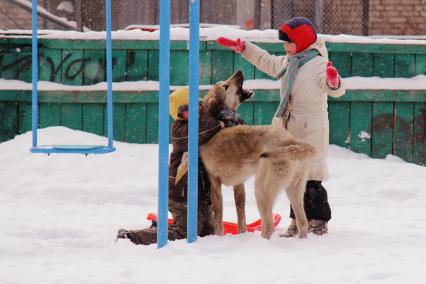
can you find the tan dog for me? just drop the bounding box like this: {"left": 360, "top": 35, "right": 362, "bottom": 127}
{"left": 200, "top": 71, "right": 315, "bottom": 239}
{"left": 202, "top": 71, "right": 254, "bottom": 234}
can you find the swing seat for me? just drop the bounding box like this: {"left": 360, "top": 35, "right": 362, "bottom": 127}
{"left": 30, "top": 145, "right": 116, "bottom": 155}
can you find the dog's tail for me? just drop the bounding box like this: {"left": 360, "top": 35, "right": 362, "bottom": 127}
{"left": 260, "top": 142, "right": 315, "bottom": 161}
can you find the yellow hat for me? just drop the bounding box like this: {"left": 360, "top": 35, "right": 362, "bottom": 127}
{"left": 169, "top": 87, "right": 189, "bottom": 120}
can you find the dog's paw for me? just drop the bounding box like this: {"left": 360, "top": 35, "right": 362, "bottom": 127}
{"left": 214, "top": 225, "right": 224, "bottom": 236}
{"left": 261, "top": 227, "right": 274, "bottom": 240}
{"left": 298, "top": 231, "right": 308, "bottom": 238}
{"left": 279, "top": 231, "right": 297, "bottom": 238}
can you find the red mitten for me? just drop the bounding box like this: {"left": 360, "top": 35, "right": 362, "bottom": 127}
{"left": 216, "top": 37, "right": 246, "bottom": 53}
{"left": 326, "top": 61, "right": 340, "bottom": 89}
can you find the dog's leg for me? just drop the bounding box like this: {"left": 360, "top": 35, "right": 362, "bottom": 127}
{"left": 254, "top": 164, "right": 278, "bottom": 240}
{"left": 286, "top": 177, "right": 308, "bottom": 238}
{"left": 233, "top": 183, "right": 247, "bottom": 233}
{"left": 210, "top": 176, "right": 224, "bottom": 235}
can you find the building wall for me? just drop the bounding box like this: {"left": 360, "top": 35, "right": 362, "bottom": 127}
{"left": 1, "top": 0, "right": 426, "bottom": 34}
{"left": 0, "top": 0, "right": 71, "bottom": 30}
{"left": 369, "top": 0, "right": 426, "bottom": 35}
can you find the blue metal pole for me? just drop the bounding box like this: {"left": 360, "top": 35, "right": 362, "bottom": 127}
{"left": 105, "top": 0, "right": 114, "bottom": 148}
{"left": 187, "top": 0, "right": 200, "bottom": 243}
{"left": 31, "top": 0, "right": 38, "bottom": 148}
{"left": 157, "top": 0, "right": 170, "bottom": 249}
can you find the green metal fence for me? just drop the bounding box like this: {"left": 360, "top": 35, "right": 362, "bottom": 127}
{"left": 1, "top": 37, "right": 425, "bottom": 165}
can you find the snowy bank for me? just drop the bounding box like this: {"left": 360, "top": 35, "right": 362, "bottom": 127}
{"left": 1, "top": 75, "right": 425, "bottom": 91}
{"left": 1, "top": 127, "right": 426, "bottom": 283}
{"left": 2, "top": 26, "right": 426, "bottom": 45}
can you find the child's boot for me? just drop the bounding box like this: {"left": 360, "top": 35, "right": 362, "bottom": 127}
{"left": 280, "top": 218, "right": 298, "bottom": 238}
{"left": 308, "top": 219, "right": 328, "bottom": 235}
{"left": 116, "top": 227, "right": 157, "bottom": 245}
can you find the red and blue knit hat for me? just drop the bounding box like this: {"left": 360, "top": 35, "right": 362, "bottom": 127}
{"left": 278, "top": 17, "right": 317, "bottom": 53}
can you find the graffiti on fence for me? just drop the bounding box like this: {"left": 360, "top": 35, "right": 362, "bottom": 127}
{"left": 1, "top": 43, "right": 128, "bottom": 83}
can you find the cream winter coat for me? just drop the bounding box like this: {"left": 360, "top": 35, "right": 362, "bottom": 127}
{"left": 241, "top": 39, "right": 346, "bottom": 181}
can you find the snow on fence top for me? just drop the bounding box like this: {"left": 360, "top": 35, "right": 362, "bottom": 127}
{"left": 1, "top": 76, "right": 425, "bottom": 91}
{"left": 1, "top": 26, "right": 426, "bottom": 45}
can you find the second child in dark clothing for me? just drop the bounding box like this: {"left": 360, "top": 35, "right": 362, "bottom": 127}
{"left": 117, "top": 87, "right": 243, "bottom": 245}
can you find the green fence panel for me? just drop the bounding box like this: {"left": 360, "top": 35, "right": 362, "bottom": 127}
{"left": 234, "top": 55, "right": 254, "bottom": 80}
{"left": 395, "top": 54, "right": 415, "bottom": 78}
{"left": 413, "top": 102, "right": 425, "bottom": 165}
{"left": 394, "top": 102, "right": 414, "bottom": 162}
{"left": 61, "top": 103, "right": 82, "bottom": 130}
{"left": 255, "top": 67, "right": 272, "bottom": 80}
{"left": 329, "top": 101, "right": 350, "bottom": 148}
{"left": 0, "top": 101, "right": 18, "bottom": 142}
{"left": 170, "top": 50, "right": 189, "bottom": 85}
{"left": 126, "top": 103, "right": 147, "bottom": 143}
{"left": 18, "top": 102, "right": 32, "bottom": 134}
{"left": 211, "top": 50, "right": 233, "bottom": 83}
{"left": 40, "top": 103, "right": 61, "bottom": 128}
{"left": 253, "top": 101, "right": 278, "bottom": 125}
{"left": 82, "top": 104, "right": 104, "bottom": 135}
{"left": 106, "top": 103, "right": 126, "bottom": 142}
{"left": 112, "top": 50, "right": 127, "bottom": 82}
{"left": 147, "top": 50, "right": 159, "bottom": 81}
{"left": 415, "top": 54, "right": 426, "bottom": 75}
{"left": 352, "top": 53, "right": 373, "bottom": 76}
{"left": 329, "top": 52, "right": 351, "bottom": 77}
{"left": 373, "top": 53, "right": 395, "bottom": 77}
{"left": 199, "top": 51, "right": 212, "bottom": 85}
{"left": 371, "top": 101, "right": 394, "bottom": 159}
{"left": 17, "top": 48, "right": 32, "bottom": 82}
{"left": 62, "top": 49, "right": 84, "bottom": 85}
{"left": 146, "top": 103, "right": 159, "bottom": 143}
{"left": 1, "top": 37, "right": 426, "bottom": 165}
{"left": 126, "top": 50, "right": 148, "bottom": 81}
{"left": 236, "top": 102, "right": 254, "bottom": 125}
{"left": 350, "top": 101, "right": 373, "bottom": 156}
{"left": 1, "top": 49, "right": 17, "bottom": 79}
{"left": 39, "top": 48, "right": 62, "bottom": 82}
{"left": 83, "top": 49, "right": 105, "bottom": 85}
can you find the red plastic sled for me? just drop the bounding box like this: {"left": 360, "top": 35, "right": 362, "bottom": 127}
{"left": 146, "top": 213, "right": 282, "bottom": 235}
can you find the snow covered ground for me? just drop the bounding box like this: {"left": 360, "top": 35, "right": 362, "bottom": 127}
{"left": 1, "top": 127, "right": 426, "bottom": 284}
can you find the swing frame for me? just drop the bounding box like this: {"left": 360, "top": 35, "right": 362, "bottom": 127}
{"left": 30, "top": 0, "right": 115, "bottom": 155}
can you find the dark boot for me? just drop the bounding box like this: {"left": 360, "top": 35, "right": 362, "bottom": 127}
{"left": 117, "top": 200, "right": 215, "bottom": 245}
{"left": 290, "top": 180, "right": 331, "bottom": 235}
{"left": 116, "top": 227, "right": 158, "bottom": 245}
{"left": 115, "top": 201, "right": 187, "bottom": 245}
{"left": 198, "top": 203, "right": 215, "bottom": 237}
{"left": 308, "top": 219, "right": 328, "bottom": 235}
{"left": 170, "top": 200, "right": 215, "bottom": 238}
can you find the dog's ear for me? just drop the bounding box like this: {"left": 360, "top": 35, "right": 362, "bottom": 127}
{"left": 204, "top": 85, "right": 226, "bottom": 117}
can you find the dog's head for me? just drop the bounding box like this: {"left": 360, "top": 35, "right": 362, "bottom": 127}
{"left": 204, "top": 71, "right": 254, "bottom": 116}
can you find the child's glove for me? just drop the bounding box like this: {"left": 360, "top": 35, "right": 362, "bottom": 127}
{"left": 216, "top": 37, "right": 246, "bottom": 53}
{"left": 326, "top": 61, "right": 340, "bottom": 90}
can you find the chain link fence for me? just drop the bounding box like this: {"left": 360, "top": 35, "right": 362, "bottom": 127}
{"left": 0, "top": 0, "right": 425, "bottom": 35}
{"left": 272, "top": 0, "right": 369, "bottom": 35}
{"left": 0, "top": 0, "right": 234, "bottom": 32}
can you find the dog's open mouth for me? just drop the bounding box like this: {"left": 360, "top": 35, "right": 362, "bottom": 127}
{"left": 240, "top": 89, "right": 254, "bottom": 103}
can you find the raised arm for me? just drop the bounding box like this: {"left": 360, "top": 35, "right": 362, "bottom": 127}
{"left": 216, "top": 37, "right": 288, "bottom": 78}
